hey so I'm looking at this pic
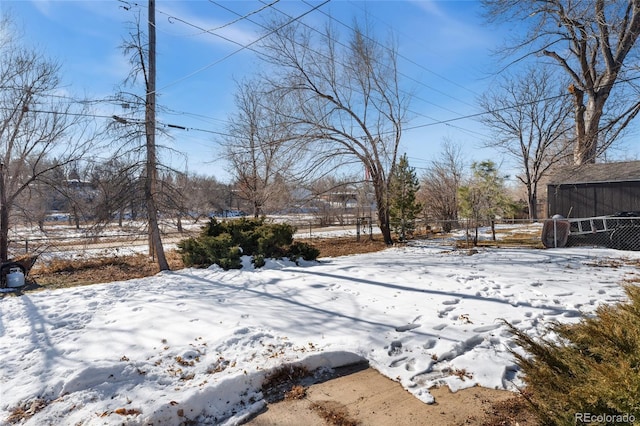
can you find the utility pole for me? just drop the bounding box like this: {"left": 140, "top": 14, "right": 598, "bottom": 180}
{"left": 145, "top": 0, "right": 169, "bottom": 270}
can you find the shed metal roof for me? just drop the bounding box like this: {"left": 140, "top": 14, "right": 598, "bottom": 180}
{"left": 547, "top": 160, "right": 640, "bottom": 185}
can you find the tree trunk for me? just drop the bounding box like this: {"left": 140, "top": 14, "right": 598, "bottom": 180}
{"left": 571, "top": 82, "right": 609, "bottom": 165}
{"left": 527, "top": 183, "right": 538, "bottom": 220}
{"left": 529, "top": 193, "right": 538, "bottom": 221}
{"left": 0, "top": 203, "right": 8, "bottom": 262}
{"left": 0, "top": 163, "right": 7, "bottom": 262}
{"left": 373, "top": 174, "right": 392, "bottom": 245}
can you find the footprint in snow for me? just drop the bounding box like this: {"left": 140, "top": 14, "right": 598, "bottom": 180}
{"left": 389, "top": 356, "right": 408, "bottom": 367}
{"left": 395, "top": 323, "right": 421, "bottom": 332}
{"left": 405, "top": 358, "right": 416, "bottom": 371}
{"left": 442, "top": 298, "right": 460, "bottom": 305}
{"left": 387, "top": 340, "right": 403, "bottom": 356}
{"left": 423, "top": 339, "right": 437, "bottom": 349}
{"left": 437, "top": 306, "right": 455, "bottom": 318}
{"left": 472, "top": 323, "right": 501, "bottom": 333}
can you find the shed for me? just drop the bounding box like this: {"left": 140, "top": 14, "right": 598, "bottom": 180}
{"left": 547, "top": 160, "right": 640, "bottom": 218}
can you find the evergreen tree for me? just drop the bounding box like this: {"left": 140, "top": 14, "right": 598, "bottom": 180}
{"left": 458, "top": 160, "right": 513, "bottom": 244}
{"left": 389, "top": 154, "right": 421, "bottom": 241}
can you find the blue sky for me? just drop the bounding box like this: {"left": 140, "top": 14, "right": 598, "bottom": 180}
{"left": 4, "top": 0, "right": 639, "bottom": 183}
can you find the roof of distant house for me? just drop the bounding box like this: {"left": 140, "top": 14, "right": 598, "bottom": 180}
{"left": 548, "top": 160, "right": 640, "bottom": 185}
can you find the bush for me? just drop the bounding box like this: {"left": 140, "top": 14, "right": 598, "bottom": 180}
{"left": 257, "top": 223, "right": 295, "bottom": 258}
{"left": 287, "top": 241, "right": 321, "bottom": 262}
{"left": 217, "top": 246, "right": 242, "bottom": 270}
{"left": 252, "top": 254, "right": 266, "bottom": 268}
{"left": 507, "top": 285, "right": 640, "bottom": 425}
{"left": 177, "top": 234, "right": 241, "bottom": 269}
{"left": 178, "top": 217, "right": 318, "bottom": 269}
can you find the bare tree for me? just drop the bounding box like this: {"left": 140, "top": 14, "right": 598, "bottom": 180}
{"left": 177, "top": 173, "right": 229, "bottom": 222}
{"left": 224, "top": 79, "right": 301, "bottom": 217}
{"left": 258, "top": 20, "right": 408, "bottom": 245}
{"left": 479, "top": 67, "right": 573, "bottom": 219}
{"left": 89, "top": 157, "right": 142, "bottom": 226}
{"left": 483, "top": 0, "right": 640, "bottom": 165}
{"left": 0, "top": 18, "right": 95, "bottom": 261}
{"left": 418, "top": 141, "right": 465, "bottom": 232}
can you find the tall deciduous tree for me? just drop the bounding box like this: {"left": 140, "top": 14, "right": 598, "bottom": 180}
{"left": 479, "top": 67, "right": 573, "bottom": 219}
{"left": 258, "top": 20, "right": 408, "bottom": 245}
{"left": 90, "top": 157, "right": 141, "bottom": 226}
{"left": 224, "top": 79, "right": 300, "bottom": 218}
{"left": 0, "top": 17, "right": 95, "bottom": 261}
{"left": 389, "top": 154, "right": 421, "bottom": 241}
{"left": 418, "top": 141, "right": 465, "bottom": 232}
{"left": 483, "top": 0, "right": 640, "bottom": 165}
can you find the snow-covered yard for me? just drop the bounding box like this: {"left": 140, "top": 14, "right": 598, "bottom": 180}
{"left": 1, "top": 240, "right": 638, "bottom": 425}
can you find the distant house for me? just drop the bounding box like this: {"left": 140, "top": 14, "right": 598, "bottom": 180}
{"left": 547, "top": 160, "right": 640, "bottom": 218}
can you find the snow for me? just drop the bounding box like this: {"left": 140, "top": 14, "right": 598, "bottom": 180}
{"left": 1, "top": 239, "right": 639, "bottom": 425}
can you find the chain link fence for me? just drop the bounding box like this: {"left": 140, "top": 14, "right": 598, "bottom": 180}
{"left": 7, "top": 221, "right": 200, "bottom": 262}
{"left": 12, "top": 213, "right": 638, "bottom": 266}
{"left": 542, "top": 215, "right": 640, "bottom": 251}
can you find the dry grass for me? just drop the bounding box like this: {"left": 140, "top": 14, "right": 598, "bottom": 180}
{"left": 298, "top": 236, "right": 389, "bottom": 258}
{"left": 455, "top": 237, "right": 543, "bottom": 249}
{"left": 284, "top": 385, "right": 307, "bottom": 400}
{"left": 309, "top": 401, "right": 360, "bottom": 426}
{"left": 19, "top": 237, "right": 388, "bottom": 292}
{"left": 6, "top": 398, "right": 48, "bottom": 424}
{"left": 482, "top": 393, "right": 539, "bottom": 426}
{"left": 27, "top": 251, "right": 185, "bottom": 290}
{"left": 261, "top": 365, "right": 311, "bottom": 403}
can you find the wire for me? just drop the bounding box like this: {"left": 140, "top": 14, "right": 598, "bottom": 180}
{"left": 297, "top": 0, "right": 480, "bottom": 109}
{"left": 249, "top": 0, "right": 478, "bottom": 128}
{"left": 0, "top": 106, "right": 233, "bottom": 137}
{"left": 153, "top": 0, "right": 330, "bottom": 94}
{"left": 156, "top": 0, "right": 280, "bottom": 39}
{"left": 345, "top": 0, "right": 482, "bottom": 99}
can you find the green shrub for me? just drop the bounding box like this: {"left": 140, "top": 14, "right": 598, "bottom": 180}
{"left": 217, "top": 246, "right": 242, "bottom": 270}
{"left": 178, "top": 217, "right": 317, "bottom": 269}
{"left": 176, "top": 237, "right": 208, "bottom": 267}
{"left": 257, "top": 223, "right": 295, "bottom": 258}
{"left": 287, "top": 241, "right": 320, "bottom": 262}
{"left": 177, "top": 234, "right": 241, "bottom": 269}
{"left": 252, "top": 254, "right": 266, "bottom": 268}
{"left": 203, "top": 217, "right": 225, "bottom": 237}
{"left": 507, "top": 285, "right": 640, "bottom": 425}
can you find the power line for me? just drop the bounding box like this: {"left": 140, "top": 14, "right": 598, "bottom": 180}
{"left": 251, "top": 0, "right": 479, "bottom": 129}
{"left": 153, "top": 0, "right": 330, "bottom": 94}
{"left": 298, "top": 0, "right": 480, "bottom": 110}
{"left": 0, "top": 106, "right": 233, "bottom": 137}
{"left": 344, "top": 0, "right": 483, "bottom": 99}
{"left": 154, "top": 1, "right": 282, "bottom": 38}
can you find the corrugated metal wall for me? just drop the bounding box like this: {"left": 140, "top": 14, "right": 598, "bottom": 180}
{"left": 547, "top": 182, "right": 640, "bottom": 218}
